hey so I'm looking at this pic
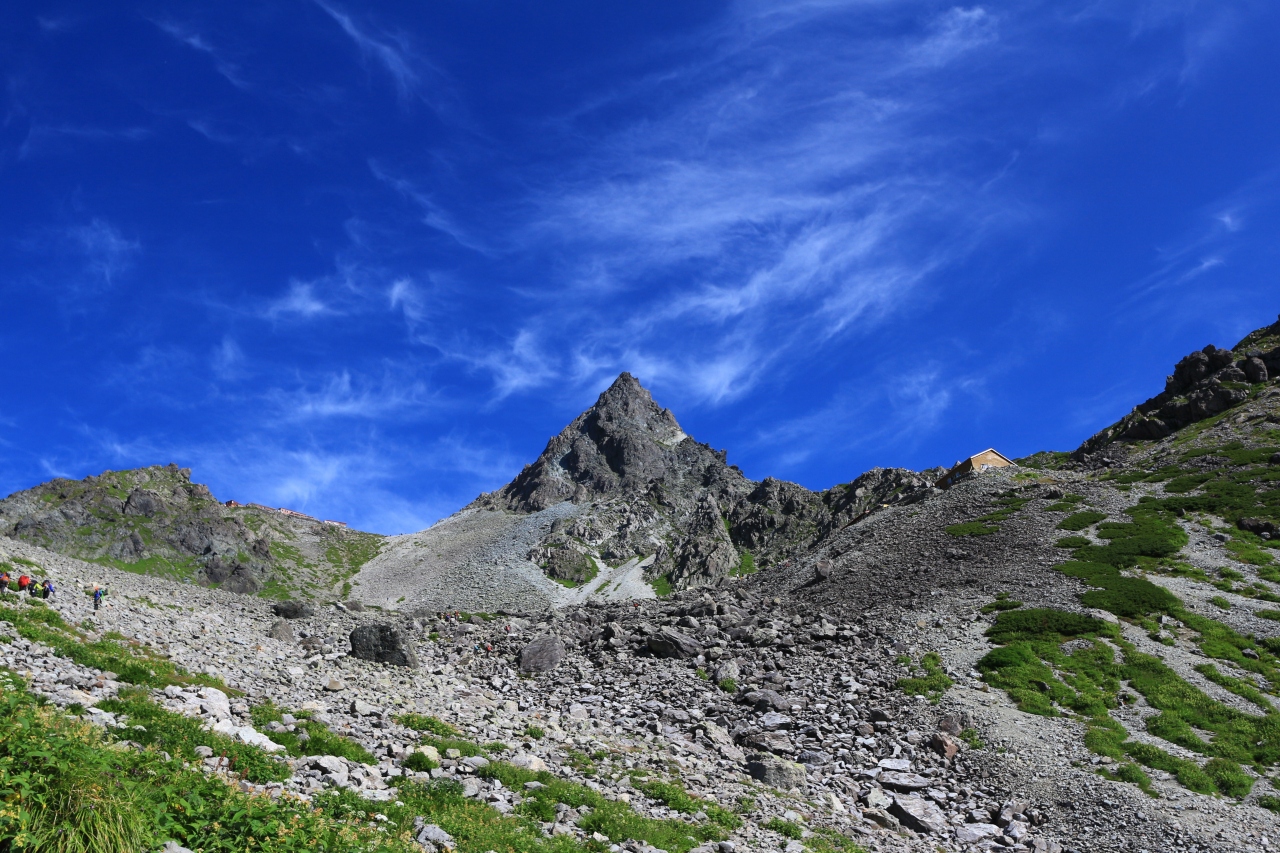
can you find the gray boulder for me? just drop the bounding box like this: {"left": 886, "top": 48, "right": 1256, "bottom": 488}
{"left": 646, "top": 627, "right": 703, "bottom": 659}
{"left": 711, "top": 659, "right": 740, "bottom": 683}
{"left": 519, "top": 635, "right": 566, "bottom": 672}
{"left": 348, "top": 623, "right": 418, "bottom": 668}
{"left": 742, "top": 689, "right": 795, "bottom": 712}
{"left": 890, "top": 794, "right": 948, "bottom": 835}
{"left": 1243, "top": 356, "right": 1269, "bottom": 383}
{"left": 272, "top": 601, "right": 315, "bottom": 619}
{"left": 745, "top": 755, "right": 806, "bottom": 789}
{"left": 267, "top": 620, "right": 294, "bottom": 642}
{"left": 414, "top": 818, "right": 455, "bottom": 850}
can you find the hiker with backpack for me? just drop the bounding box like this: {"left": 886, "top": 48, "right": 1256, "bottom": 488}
{"left": 17, "top": 575, "right": 30, "bottom": 593}
{"left": 0, "top": 571, "right": 9, "bottom": 593}
{"left": 41, "top": 579, "right": 54, "bottom": 600}
{"left": 92, "top": 585, "right": 105, "bottom": 612}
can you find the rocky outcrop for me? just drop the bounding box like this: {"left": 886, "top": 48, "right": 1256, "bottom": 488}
{"left": 470, "top": 373, "right": 933, "bottom": 592}
{"left": 0, "top": 464, "right": 383, "bottom": 598}
{"left": 1077, "top": 318, "right": 1280, "bottom": 455}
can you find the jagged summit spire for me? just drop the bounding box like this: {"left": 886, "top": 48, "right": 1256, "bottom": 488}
{"left": 474, "top": 372, "right": 697, "bottom": 513}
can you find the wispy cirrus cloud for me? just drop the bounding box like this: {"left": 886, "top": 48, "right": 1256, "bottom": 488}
{"left": 66, "top": 218, "right": 140, "bottom": 289}
{"left": 447, "top": 2, "right": 1017, "bottom": 406}
{"left": 153, "top": 19, "right": 250, "bottom": 89}
{"left": 369, "top": 161, "right": 491, "bottom": 253}
{"left": 315, "top": 1, "right": 431, "bottom": 105}
{"left": 269, "top": 369, "right": 432, "bottom": 421}
{"left": 267, "top": 281, "right": 333, "bottom": 319}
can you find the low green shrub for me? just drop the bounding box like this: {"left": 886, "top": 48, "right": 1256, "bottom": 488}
{"left": 632, "top": 778, "right": 741, "bottom": 830}
{"left": 1057, "top": 511, "right": 1108, "bottom": 531}
{"left": 396, "top": 713, "right": 460, "bottom": 737}
{"left": 980, "top": 598, "right": 1023, "bottom": 614}
{"left": 945, "top": 522, "right": 999, "bottom": 537}
{"left": 404, "top": 750, "right": 440, "bottom": 772}
{"left": 251, "top": 700, "right": 376, "bottom": 764}
{"left": 985, "top": 608, "right": 1110, "bottom": 643}
{"left": 764, "top": 818, "right": 804, "bottom": 840}
{"left": 1055, "top": 561, "right": 1180, "bottom": 618}
{"left": 896, "top": 651, "right": 953, "bottom": 702}
{"left": 477, "top": 761, "right": 730, "bottom": 852}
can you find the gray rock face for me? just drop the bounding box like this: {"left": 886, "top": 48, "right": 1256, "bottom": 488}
{"left": 467, "top": 373, "right": 932, "bottom": 594}
{"left": 646, "top": 627, "right": 703, "bottom": 659}
{"left": 272, "top": 601, "right": 315, "bottom": 619}
{"left": 267, "top": 620, "right": 294, "bottom": 642}
{"left": 348, "top": 623, "right": 418, "bottom": 668}
{"left": 745, "top": 756, "right": 806, "bottom": 789}
{"left": 890, "top": 794, "right": 948, "bottom": 835}
{"left": 518, "top": 635, "right": 567, "bottom": 672}
{"left": 1078, "top": 328, "right": 1280, "bottom": 454}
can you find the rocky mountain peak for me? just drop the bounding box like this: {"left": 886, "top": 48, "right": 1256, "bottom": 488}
{"left": 475, "top": 373, "right": 709, "bottom": 513}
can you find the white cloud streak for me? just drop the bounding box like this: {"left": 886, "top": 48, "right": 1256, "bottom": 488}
{"left": 67, "top": 219, "right": 140, "bottom": 288}
{"left": 153, "top": 20, "right": 250, "bottom": 89}
{"left": 267, "top": 282, "right": 333, "bottom": 319}
{"left": 315, "top": 2, "right": 425, "bottom": 104}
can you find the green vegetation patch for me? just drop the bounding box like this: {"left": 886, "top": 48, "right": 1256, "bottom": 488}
{"left": 763, "top": 817, "right": 804, "bottom": 840}
{"left": 251, "top": 700, "right": 376, "bottom": 764}
{"left": 631, "top": 778, "right": 741, "bottom": 831}
{"left": 649, "top": 574, "right": 674, "bottom": 597}
{"left": 980, "top": 592, "right": 1023, "bottom": 614}
{"left": 1057, "top": 510, "right": 1108, "bottom": 531}
{"left": 946, "top": 494, "right": 1033, "bottom": 538}
{"left": 396, "top": 713, "right": 461, "bottom": 737}
{"left": 896, "top": 651, "right": 953, "bottom": 702}
{"left": 478, "top": 761, "right": 731, "bottom": 853}
{"left": 97, "top": 689, "right": 291, "bottom": 784}
{"left": 0, "top": 674, "right": 413, "bottom": 853}
{"left": 1056, "top": 560, "right": 1180, "bottom": 619}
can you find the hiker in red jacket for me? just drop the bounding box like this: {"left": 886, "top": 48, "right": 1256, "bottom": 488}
{"left": 17, "top": 575, "right": 30, "bottom": 593}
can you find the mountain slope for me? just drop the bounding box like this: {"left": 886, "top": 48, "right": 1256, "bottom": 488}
{"left": 0, "top": 464, "right": 382, "bottom": 597}
{"left": 741, "top": 310, "right": 1280, "bottom": 830}
{"left": 353, "top": 373, "right": 933, "bottom": 611}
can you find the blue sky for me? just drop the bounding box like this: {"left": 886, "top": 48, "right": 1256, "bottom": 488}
{"left": 2, "top": 1, "right": 1278, "bottom": 534}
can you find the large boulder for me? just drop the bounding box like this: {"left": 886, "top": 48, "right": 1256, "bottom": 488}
{"left": 745, "top": 756, "right": 806, "bottom": 789}
{"left": 890, "top": 794, "right": 948, "bottom": 835}
{"left": 519, "top": 635, "right": 566, "bottom": 672}
{"left": 348, "top": 623, "right": 419, "bottom": 668}
{"left": 272, "top": 601, "right": 315, "bottom": 619}
{"left": 646, "top": 627, "right": 703, "bottom": 659}
{"left": 267, "top": 620, "right": 294, "bottom": 642}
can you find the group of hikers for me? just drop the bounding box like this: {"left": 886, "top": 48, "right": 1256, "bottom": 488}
{"left": 0, "top": 569, "right": 108, "bottom": 611}
{"left": 0, "top": 570, "right": 54, "bottom": 600}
